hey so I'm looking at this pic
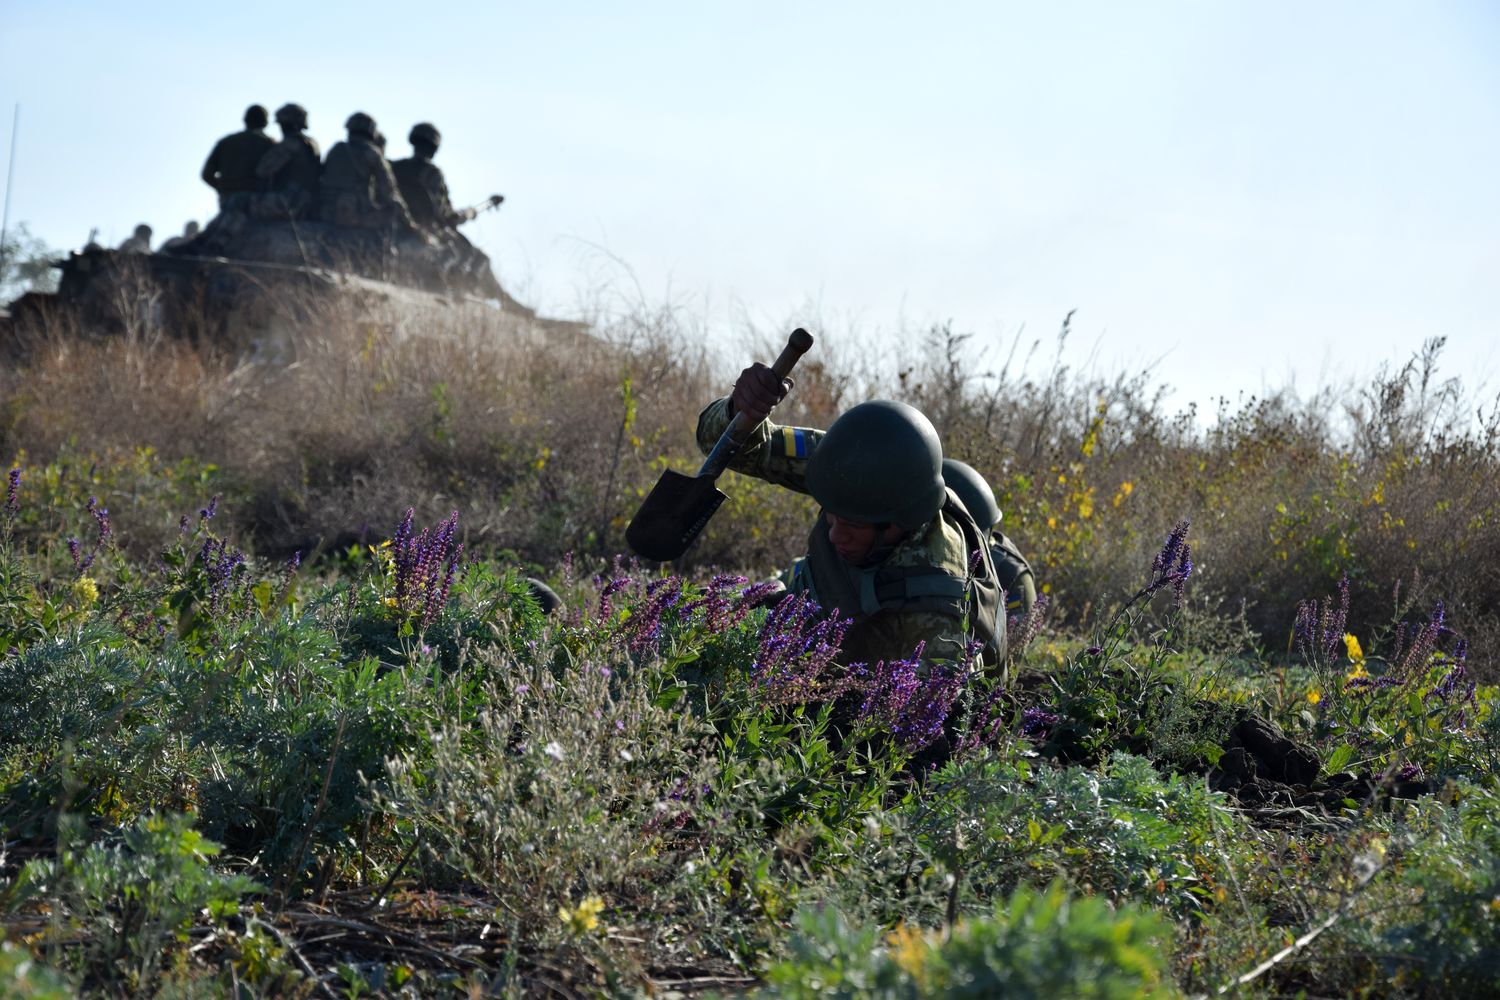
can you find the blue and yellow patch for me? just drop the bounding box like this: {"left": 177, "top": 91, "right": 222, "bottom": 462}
{"left": 779, "top": 427, "right": 809, "bottom": 459}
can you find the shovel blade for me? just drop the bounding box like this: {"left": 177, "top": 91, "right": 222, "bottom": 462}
{"left": 625, "top": 469, "right": 727, "bottom": 562}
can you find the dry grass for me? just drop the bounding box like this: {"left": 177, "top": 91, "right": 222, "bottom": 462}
{"left": 4, "top": 289, "right": 1500, "bottom": 675}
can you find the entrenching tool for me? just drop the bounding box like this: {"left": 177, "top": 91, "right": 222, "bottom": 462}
{"left": 626, "top": 327, "right": 815, "bottom": 562}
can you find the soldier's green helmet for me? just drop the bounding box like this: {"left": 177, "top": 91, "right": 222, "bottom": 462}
{"left": 409, "top": 122, "right": 441, "bottom": 148}
{"left": 275, "top": 103, "right": 308, "bottom": 128}
{"left": 805, "top": 400, "right": 945, "bottom": 530}
{"left": 344, "top": 111, "right": 377, "bottom": 137}
{"left": 942, "top": 458, "right": 1001, "bottom": 534}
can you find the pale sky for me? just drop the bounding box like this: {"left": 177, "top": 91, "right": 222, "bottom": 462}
{"left": 3, "top": 1, "right": 1497, "bottom": 414}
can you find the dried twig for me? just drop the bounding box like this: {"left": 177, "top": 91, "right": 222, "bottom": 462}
{"left": 259, "top": 917, "right": 339, "bottom": 1000}
{"left": 357, "top": 830, "right": 422, "bottom": 915}
{"left": 1217, "top": 850, "right": 1388, "bottom": 994}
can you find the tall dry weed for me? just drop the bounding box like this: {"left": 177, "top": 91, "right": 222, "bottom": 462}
{"left": 4, "top": 294, "right": 1500, "bottom": 674}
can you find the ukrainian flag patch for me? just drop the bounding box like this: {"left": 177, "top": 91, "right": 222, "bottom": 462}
{"left": 780, "top": 428, "right": 808, "bottom": 458}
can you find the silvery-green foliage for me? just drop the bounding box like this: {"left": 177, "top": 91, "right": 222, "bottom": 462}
{"left": 371, "top": 637, "right": 718, "bottom": 947}
{"left": 908, "top": 751, "right": 1241, "bottom": 915}
{"left": 746, "top": 882, "right": 1175, "bottom": 999}
{"left": 10, "top": 814, "right": 256, "bottom": 994}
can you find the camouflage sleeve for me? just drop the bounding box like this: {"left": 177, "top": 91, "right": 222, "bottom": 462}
{"left": 367, "top": 151, "right": 418, "bottom": 229}
{"left": 694, "top": 397, "right": 823, "bottom": 496}
{"left": 369, "top": 153, "right": 400, "bottom": 206}
{"left": 426, "top": 171, "right": 459, "bottom": 226}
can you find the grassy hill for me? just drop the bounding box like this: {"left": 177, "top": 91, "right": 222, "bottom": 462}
{"left": 0, "top": 305, "right": 1497, "bottom": 996}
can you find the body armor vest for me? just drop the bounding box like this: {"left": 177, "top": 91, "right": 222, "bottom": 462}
{"left": 802, "top": 490, "right": 1007, "bottom": 666}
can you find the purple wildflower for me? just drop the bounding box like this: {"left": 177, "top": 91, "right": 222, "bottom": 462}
{"left": 1428, "top": 660, "right": 1475, "bottom": 707}
{"left": 1394, "top": 761, "right": 1423, "bottom": 782}
{"left": 643, "top": 777, "right": 702, "bottom": 835}
{"left": 1020, "top": 706, "right": 1061, "bottom": 739}
{"left": 681, "top": 573, "right": 771, "bottom": 632}
{"left": 1293, "top": 602, "right": 1318, "bottom": 661}
{"left": 1346, "top": 674, "right": 1405, "bottom": 693}
{"left": 87, "top": 496, "right": 111, "bottom": 546}
{"left": 1084, "top": 645, "right": 1104, "bottom": 658}
{"left": 750, "top": 594, "right": 851, "bottom": 702}
{"left": 389, "top": 508, "right": 465, "bottom": 630}
{"left": 1007, "top": 593, "right": 1050, "bottom": 658}
{"left": 1143, "top": 520, "right": 1193, "bottom": 608}
{"left": 4, "top": 466, "right": 19, "bottom": 520}
{"left": 595, "top": 576, "right": 630, "bottom": 624}
{"left": 620, "top": 576, "right": 685, "bottom": 653}
{"left": 1393, "top": 601, "right": 1451, "bottom": 681}
{"left": 66, "top": 496, "right": 114, "bottom": 572}
{"left": 1292, "top": 573, "right": 1350, "bottom": 664}
{"left": 198, "top": 536, "right": 247, "bottom": 615}
{"left": 851, "top": 644, "right": 973, "bottom": 752}
{"left": 199, "top": 495, "right": 219, "bottom": 521}
{"left": 958, "top": 685, "right": 1011, "bottom": 754}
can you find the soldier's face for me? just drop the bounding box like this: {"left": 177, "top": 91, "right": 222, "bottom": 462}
{"left": 826, "top": 513, "right": 904, "bottom": 565}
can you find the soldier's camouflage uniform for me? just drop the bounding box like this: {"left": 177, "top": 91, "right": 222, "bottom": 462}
{"left": 697, "top": 397, "right": 999, "bottom": 671}
{"left": 201, "top": 128, "right": 276, "bottom": 209}
{"left": 391, "top": 156, "right": 501, "bottom": 295}
{"left": 391, "top": 156, "right": 460, "bottom": 230}
{"left": 318, "top": 136, "right": 418, "bottom": 232}
{"left": 255, "top": 133, "right": 323, "bottom": 220}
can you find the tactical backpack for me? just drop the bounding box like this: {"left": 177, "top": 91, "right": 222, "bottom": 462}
{"left": 991, "top": 530, "right": 1036, "bottom": 617}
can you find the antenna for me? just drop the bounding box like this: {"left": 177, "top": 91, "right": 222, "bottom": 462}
{"left": 0, "top": 104, "right": 18, "bottom": 277}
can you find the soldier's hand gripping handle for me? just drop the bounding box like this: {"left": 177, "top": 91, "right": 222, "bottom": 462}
{"left": 729, "top": 328, "right": 815, "bottom": 427}
{"left": 701, "top": 328, "right": 814, "bottom": 479}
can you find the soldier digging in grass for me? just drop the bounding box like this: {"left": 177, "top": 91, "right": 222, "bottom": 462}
{"left": 698, "top": 364, "right": 1007, "bottom": 677}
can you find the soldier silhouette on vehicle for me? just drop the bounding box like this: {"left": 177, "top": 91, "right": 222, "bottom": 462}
{"left": 201, "top": 105, "right": 276, "bottom": 211}
{"left": 318, "top": 112, "right": 421, "bottom": 236}
{"left": 392, "top": 122, "right": 504, "bottom": 296}
{"left": 255, "top": 103, "right": 322, "bottom": 220}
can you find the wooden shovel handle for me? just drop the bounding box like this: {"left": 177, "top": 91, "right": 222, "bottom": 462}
{"left": 726, "top": 327, "right": 814, "bottom": 437}
{"left": 700, "top": 327, "right": 815, "bottom": 478}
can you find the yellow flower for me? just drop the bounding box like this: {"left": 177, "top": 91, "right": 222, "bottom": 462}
{"left": 383, "top": 596, "right": 400, "bottom": 610}
{"left": 1307, "top": 690, "right": 1322, "bottom": 705}
{"left": 1343, "top": 633, "right": 1364, "bottom": 664}
{"left": 558, "top": 895, "right": 604, "bottom": 935}
{"left": 72, "top": 576, "right": 99, "bottom": 605}
{"left": 886, "top": 923, "right": 931, "bottom": 980}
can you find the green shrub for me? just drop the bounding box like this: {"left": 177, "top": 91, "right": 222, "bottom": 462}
{"left": 909, "top": 752, "right": 1237, "bottom": 916}
{"left": 755, "top": 883, "right": 1176, "bottom": 999}
{"left": 8, "top": 814, "right": 257, "bottom": 994}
